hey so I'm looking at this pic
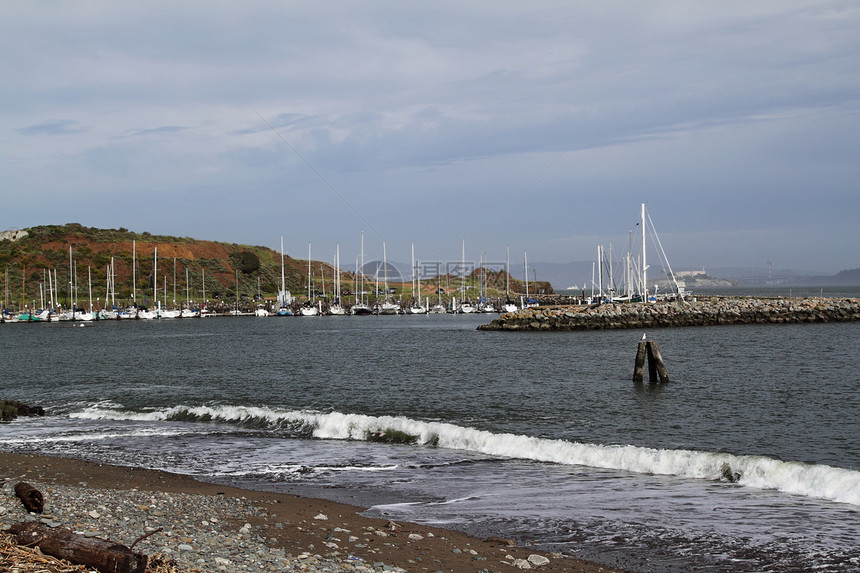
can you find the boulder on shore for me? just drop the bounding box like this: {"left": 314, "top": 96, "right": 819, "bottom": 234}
{"left": 1, "top": 400, "right": 45, "bottom": 421}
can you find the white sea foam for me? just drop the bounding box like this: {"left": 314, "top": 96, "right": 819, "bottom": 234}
{"left": 0, "top": 426, "right": 188, "bottom": 445}
{"left": 67, "top": 404, "right": 860, "bottom": 506}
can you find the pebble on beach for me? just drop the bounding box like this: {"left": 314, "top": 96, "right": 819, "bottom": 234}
{"left": 0, "top": 478, "right": 409, "bottom": 572}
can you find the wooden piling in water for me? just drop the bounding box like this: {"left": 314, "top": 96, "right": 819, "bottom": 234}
{"left": 633, "top": 338, "right": 669, "bottom": 383}
{"left": 633, "top": 341, "right": 647, "bottom": 383}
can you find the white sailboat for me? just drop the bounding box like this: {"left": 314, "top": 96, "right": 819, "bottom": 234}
{"left": 351, "top": 231, "right": 372, "bottom": 315}
{"left": 377, "top": 241, "right": 399, "bottom": 315}
{"left": 300, "top": 242, "right": 319, "bottom": 316}
{"left": 457, "top": 240, "right": 475, "bottom": 313}
{"left": 522, "top": 251, "right": 537, "bottom": 308}
{"left": 637, "top": 203, "right": 684, "bottom": 302}
{"left": 408, "top": 244, "right": 427, "bottom": 314}
{"left": 276, "top": 236, "right": 293, "bottom": 316}
{"left": 476, "top": 252, "right": 496, "bottom": 313}
{"left": 328, "top": 244, "right": 346, "bottom": 315}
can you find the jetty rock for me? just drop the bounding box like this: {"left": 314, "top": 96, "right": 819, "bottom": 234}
{"left": 1, "top": 400, "right": 45, "bottom": 421}
{"left": 476, "top": 297, "right": 860, "bottom": 331}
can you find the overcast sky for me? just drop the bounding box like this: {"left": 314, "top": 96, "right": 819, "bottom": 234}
{"left": 2, "top": 1, "right": 858, "bottom": 274}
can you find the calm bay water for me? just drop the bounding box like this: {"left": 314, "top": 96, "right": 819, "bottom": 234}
{"left": 1, "top": 314, "right": 859, "bottom": 572}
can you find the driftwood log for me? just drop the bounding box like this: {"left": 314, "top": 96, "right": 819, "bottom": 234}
{"left": 8, "top": 522, "right": 148, "bottom": 573}
{"left": 14, "top": 482, "right": 44, "bottom": 513}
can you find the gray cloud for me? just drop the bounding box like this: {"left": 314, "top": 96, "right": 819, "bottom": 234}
{"left": 16, "top": 119, "right": 87, "bottom": 136}
{"left": 1, "top": 1, "right": 858, "bottom": 273}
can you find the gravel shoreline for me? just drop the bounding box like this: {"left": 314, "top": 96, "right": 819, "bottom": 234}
{"left": 1, "top": 452, "right": 629, "bottom": 573}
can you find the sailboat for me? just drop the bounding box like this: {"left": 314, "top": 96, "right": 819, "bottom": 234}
{"left": 377, "top": 242, "right": 399, "bottom": 315}
{"left": 636, "top": 203, "right": 684, "bottom": 302}
{"left": 502, "top": 246, "right": 519, "bottom": 313}
{"left": 428, "top": 257, "right": 446, "bottom": 313}
{"left": 408, "top": 244, "right": 427, "bottom": 314}
{"left": 180, "top": 266, "right": 200, "bottom": 317}
{"left": 300, "top": 242, "right": 319, "bottom": 316}
{"left": 351, "top": 232, "right": 372, "bottom": 315}
{"left": 276, "top": 237, "right": 293, "bottom": 316}
{"left": 457, "top": 240, "right": 475, "bottom": 313}
{"left": 476, "top": 252, "right": 496, "bottom": 313}
{"left": 522, "top": 251, "right": 538, "bottom": 308}
{"left": 328, "top": 244, "right": 346, "bottom": 315}
{"left": 137, "top": 247, "right": 161, "bottom": 319}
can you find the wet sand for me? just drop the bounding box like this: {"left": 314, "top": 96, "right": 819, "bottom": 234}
{"left": 1, "top": 451, "right": 632, "bottom": 572}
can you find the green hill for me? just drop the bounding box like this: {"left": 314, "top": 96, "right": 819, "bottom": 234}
{"left": 0, "top": 224, "right": 308, "bottom": 310}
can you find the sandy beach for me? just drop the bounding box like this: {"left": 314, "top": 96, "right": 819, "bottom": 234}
{"left": 1, "top": 451, "right": 630, "bottom": 572}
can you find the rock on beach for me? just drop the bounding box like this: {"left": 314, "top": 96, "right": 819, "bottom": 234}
{"left": 477, "top": 297, "right": 860, "bottom": 331}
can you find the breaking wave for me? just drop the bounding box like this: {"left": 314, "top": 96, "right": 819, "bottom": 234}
{"left": 71, "top": 404, "right": 860, "bottom": 506}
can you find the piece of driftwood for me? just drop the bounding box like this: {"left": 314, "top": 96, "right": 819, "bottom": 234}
{"left": 8, "top": 522, "right": 148, "bottom": 573}
{"left": 14, "top": 482, "right": 44, "bottom": 513}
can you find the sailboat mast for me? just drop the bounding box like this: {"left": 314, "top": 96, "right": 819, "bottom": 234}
{"left": 111, "top": 257, "right": 116, "bottom": 306}
{"left": 461, "top": 239, "right": 466, "bottom": 300}
{"left": 307, "top": 242, "right": 312, "bottom": 301}
{"left": 68, "top": 246, "right": 73, "bottom": 309}
{"left": 132, "top": 240, "right": 136, "bottom": 306}
{"left": 383, "top": 241, "right": 388, "bottom": 296}
{"left": 506, "top": 246, "right": 510, "bottom": 296}
{"left": 280, "top": 236, "right": 286, "bottom": 306}
{"left": 641, "top": 203, "right": 647, "bottom": 301}
{"left": 524, "top": 251, "right": 529, "bottom": 302}
{"left": 336, "top": 244, "right": 341, "bottom": 303}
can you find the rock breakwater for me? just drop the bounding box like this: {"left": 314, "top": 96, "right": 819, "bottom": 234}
{"left": 477, "top": 297, "right": 860, "bottom": 331}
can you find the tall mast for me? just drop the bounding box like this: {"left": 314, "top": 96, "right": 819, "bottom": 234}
{"left": 525, "top": 251, "right": 530, "bottom": 302}
{"left": 280, "top": 236, "right": 286, "bottom": 306}
{"left": 132, "top": 240, "right": 136, "bottom": 306}
{"left": 641, "top": 203, "right": 647, "bottom": 301}
{"left": 68, "top": 245, "right": 73, "bottom": 309}
{"left": 307, "top": 242, "right": 312, "bottom": 301}
{"left": 461, "top": 239, "right": 466, "bottom": 299}
{"left": 335, "top": 244, "right": 341, "bottom": 303}
{"left": 506, "top": 246, "right": 510, "bottom": 296}
{"left": 383, "top": 241, "right": 388, "bottom": 296}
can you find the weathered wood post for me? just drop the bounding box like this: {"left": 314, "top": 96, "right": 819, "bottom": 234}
{"left": 633, "top": 336, "right": 669, "bottom": 383}
{"left": 633, "top": 339, "right": 647, "bottom": 383}
{"left": 647, "top": 340, "right": 669, "bottom": 383}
